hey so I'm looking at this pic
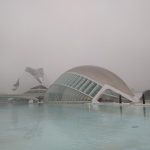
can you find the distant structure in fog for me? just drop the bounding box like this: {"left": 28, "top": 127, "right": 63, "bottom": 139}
{"left": 24, "top": 85, "right": 48, "bottom": 97}
{"left": 25, "top": 67, "right": 44, "bottom": 84}
{"left": 12, "top": 67, "right": 47, "bottom": 93}
{"left": 12, "top": 79, "right": 20, "bottom": 91}
{"left": 45, "top": 65, "right": 138, "bottom": 103}
{"left": 8, "top": 67, "right": 48, "bottom": 103}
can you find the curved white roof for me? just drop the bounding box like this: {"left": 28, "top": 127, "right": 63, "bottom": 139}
{"left": 67, "top": 65, "right": 134, "bottom": 97}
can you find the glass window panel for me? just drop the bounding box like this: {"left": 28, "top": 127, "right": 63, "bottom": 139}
{"left": 64, "top": 74, "right": 74, "bottom": 86}
{"left": 79, "top": 80, "right": 91, "bottom": 92}
{"left": 90, "top": 85, "right": 101, "bottom": 97}
{"left": 103, "top": 89, "right": 119, "bottom": 97}
{"left": 46, "top": 84, "right": 92, "bottom": 102}
{"left": 76, "top": 78, "right": 87, "bottom": 90}
{"left": 72, "top": 76, "right": 83, "bottom": 88}
{"left": 62, "top": 74, "right": 70, "bottom": 85}
{"left": 84, "top": 82, "right": 97, "bottom": 95}
{"left": 98, "top": 89, "right": 121, "bottom": 103}
{"left": 66, "top": 74, "right": 78, "bottom": 86}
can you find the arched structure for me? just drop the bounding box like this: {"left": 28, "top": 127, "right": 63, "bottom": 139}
{"left": 45, "top": 66, "right": 138, "bottom": 103}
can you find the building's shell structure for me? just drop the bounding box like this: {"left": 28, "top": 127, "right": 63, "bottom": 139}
{"left": 45, "top": 66, "right": 137, "bottom": 103}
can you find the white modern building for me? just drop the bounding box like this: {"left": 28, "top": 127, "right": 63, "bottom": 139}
{"left": 45, "top": 66, "right": 138, "bottom": 103}
{"left": 24, "top": 85, "right": 48, "bottom": 98}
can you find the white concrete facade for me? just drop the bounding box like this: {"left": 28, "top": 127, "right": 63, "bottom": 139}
{"left": 67, "top": 66, "right": 138, "bottom": 103}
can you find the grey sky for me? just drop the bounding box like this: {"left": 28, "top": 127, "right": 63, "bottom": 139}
{"left": 0, "top": 0, "right": 150, "bottom": 93}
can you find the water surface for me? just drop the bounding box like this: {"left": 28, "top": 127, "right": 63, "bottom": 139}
{"left": 0, "top": 103, "right": 150, "bottom": 150}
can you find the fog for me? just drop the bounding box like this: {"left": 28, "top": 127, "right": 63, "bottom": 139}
{"left": 0, "top": 0, "right": 150, "bottom": 93}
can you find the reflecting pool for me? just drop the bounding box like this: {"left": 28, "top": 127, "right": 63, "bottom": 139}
{"left": 0, "top": 103, "right": 150, "bottom": 150}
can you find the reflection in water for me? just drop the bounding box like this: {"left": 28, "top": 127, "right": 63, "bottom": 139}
{"left": 11, "top": 107, "right": 18, "bottom": 127}
{"left": 143, "top": 106, "right": 146, "bottom": 118}
{"left": 90, "top": 104, "right": 149, "bottom": 119}
{"left": 119, "top": 105, "right": 123, "bottom": 117}
{"left": 1, "top": 103, "right": 150, "bottom": 150}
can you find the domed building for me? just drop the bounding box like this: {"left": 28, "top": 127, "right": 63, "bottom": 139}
{"left": 45, "top": 66, "right": 137, "bottom": 103}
